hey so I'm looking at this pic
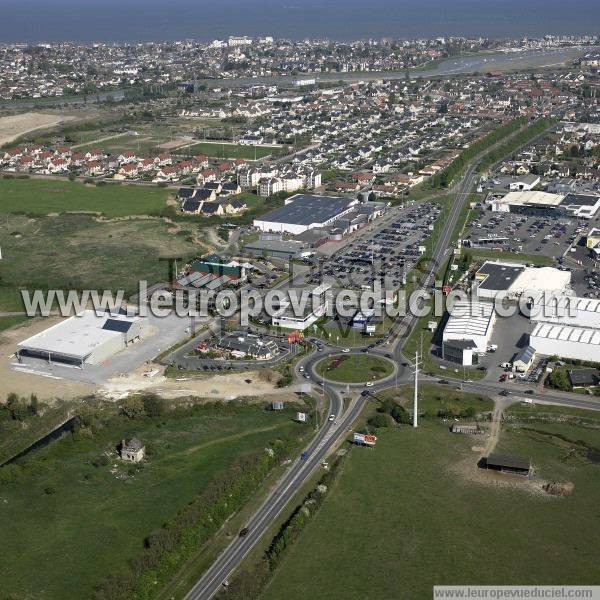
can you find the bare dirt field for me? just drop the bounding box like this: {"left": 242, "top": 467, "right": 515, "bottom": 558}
{"left": 98, "top": 364, "right": 301, "bottom": 402}
{"left": 0, "top": 319, "right": 299, "bottom": 404}
{"left": 0, "top": 112, "right": 78, "bottom": 147}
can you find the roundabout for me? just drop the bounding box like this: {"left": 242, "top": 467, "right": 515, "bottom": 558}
{"left": 314, "top": 353, "right": 396, "bottom": 385}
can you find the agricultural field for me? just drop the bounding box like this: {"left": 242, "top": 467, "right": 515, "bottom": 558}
{"left": 262, "top": 393, "right": 600, "bottom": 600}
{"left": 173, "top": 141, "right": 282, "bottom": 160}
{"left": 0, "top": 213, "right": 200, "bottom": 308}
{"left": 0, "top": 400, "right": 308, "bottom": 600}
{"left": 0, "top": 177, "right": 171, "bottom": 217}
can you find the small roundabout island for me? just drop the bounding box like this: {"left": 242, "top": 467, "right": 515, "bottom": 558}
{"left": 314, "top": 353, "right": 395, "bottom": 384}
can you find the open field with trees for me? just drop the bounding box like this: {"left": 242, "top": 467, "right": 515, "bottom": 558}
{"left": 0, "top": 177, "right": 171, "bottom": 217}
{"left": 260, "top": 393, "right": 600, "bottom": 600}
{"left": 0, "top": 213, "right": 200, "bottom": 309}
{"left": 0, "top": 398, "right": 310, "bottom": 600}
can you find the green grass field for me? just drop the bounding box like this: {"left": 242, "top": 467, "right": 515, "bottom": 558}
{"left": 0, "top": 178, "right": 170, "bottom": 217}
{"left": 0, "top": 402, "right": 307, "bottom": 600}
{"left": 0, "top": 213, "right": 199, "bottom": 305}
{"left": 315, "top": 355, "right": 394, "bottom": 383}
{"left": 0, "top": 314, "right": 28, "bottom": 332}
{"left": 173, "top": 141, "right": 280, "bottom": 160}
{"left": 262, "top": 398, "right": 600, "bottom": 600}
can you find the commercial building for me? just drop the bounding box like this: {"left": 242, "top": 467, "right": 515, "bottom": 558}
{"left": 531, "top": 295, "right": 600, "bottom": 330}
{"left": 586, "top": 227, "right": 600, "bottom": 258}
{"left": 490, "top": 191, "right": 600, "bottom": 219}
{"left": 474, "top": 261, "right": 571, "bottom": 301}
{"left": 530, "top": 322, "right": 600, "bottom": 363}
{"left": 189, "top": 254, "right": 247, "bottom": 281}
{"left": 243, "top": 239, "right": 309, "bottom": 261}
{"left": 513, "top": 345, "right": 536, "bottom": 373}
{"left": 442, "top": 301, "right": 496, "bottom": 366}
{"left": 253, "top": 194, "right": 357, "bottom": 235}
{"left": 528, "top": 294, "right": 600, "bottom": 363}
{"left": 271, "top": 283, "right": 330, "bottom": 330}
{"left": 17, "top": 309, "right": 148, "bottom": 366}
{"left": 216, "top": 333, "right": 279, "bottom": 359}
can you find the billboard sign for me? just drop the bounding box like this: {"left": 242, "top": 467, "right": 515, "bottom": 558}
{"left": 353, "top": 433, "right": 377, "bottom": 446}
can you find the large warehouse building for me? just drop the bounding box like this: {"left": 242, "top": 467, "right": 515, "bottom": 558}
{"left": 474, "top": 261, "right": 571, "bottom": 301}
{"left": 253, "top": 193, "right": 357, "bottom": 235}
{"left": 17, "top": 310, "right": 148, "bottom": 366}
{"left": 528, "top": 295, "right": 600, "bottom": 362}
{"left": 530, "top": 322, "right": 600, "bottom": 362}
{"left": 490, "top": 191, "right": 600, "bottom": 219}
{"left": 442, "top": 301, "right": 496, "bottom": 366}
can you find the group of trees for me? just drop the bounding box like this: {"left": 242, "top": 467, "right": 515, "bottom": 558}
{"left": 368, "top": 397, "right": 412, "bottom": 430}
{"left": 429, "top": 116, "right": 529, "bottom": 189}
{"left": 120, "top": 394, "right": 166, "bottom": 420}
{"left": 546, "top": 369, "right": 572, "bottom": 392}
{"left": 0, "top": 392, "right": 39, "bottom": 422}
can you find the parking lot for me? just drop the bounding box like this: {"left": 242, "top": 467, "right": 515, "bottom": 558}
{"left": 322, "top": 202, "right": 442, "bottom": 290}
{"left": 463, "top": 209, "right": 595, "bottom": 261}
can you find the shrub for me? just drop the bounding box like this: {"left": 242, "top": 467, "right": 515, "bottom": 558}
{"left": 368, "top": 413, "right": 390, "bottom": 428}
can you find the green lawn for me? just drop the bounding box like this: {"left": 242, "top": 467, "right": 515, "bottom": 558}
{"left": 0, "top": 314, "right": 28, "bottom": 332}
{"left": 467, "top": 248, "right": 554, "bottom": 266}
{"left": 0, "top": 214, "right": 199, "bottom": 303}
{"left": 173, "top": 142, "right": 280, "bottom": 160}
{"left": 262, "top": 402, "right": 600, "bottom": 600}
{"left": 315, "top": 354, "right": 394, "bottom": 383}
{"left": 0, "top": 178, "right": 170, "bottom": 217}
{"left": 0, "top": 402, "right": 307, "bottom": 600}
{"left": 377, "top": 382, "right": 494, "bottom": 415}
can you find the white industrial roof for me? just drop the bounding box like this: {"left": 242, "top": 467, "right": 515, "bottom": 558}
{"left": 444, "top": 301, "right": 494, "bottom": 338}
{"left": 531, "top": 322, "right": 600, "bottom": 346}
{"left": 513, "top": 266, "right": 571, "bottom": 294}
{"left": 532, "top": 295, "right": 600, "bottom": 329}
{"left": 497, "top": 191, "right": 564, "bottom": 207}
{"left": 18, "top": 310, "right": 142, "bottom": 359}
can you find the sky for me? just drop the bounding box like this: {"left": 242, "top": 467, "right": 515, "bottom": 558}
{"left": 0, "top": 0, "right": 598, "bottom": 43}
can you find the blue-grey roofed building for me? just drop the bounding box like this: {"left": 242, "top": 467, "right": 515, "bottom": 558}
{"left": 253, "top": 193, "right": 357, "bottom": 235}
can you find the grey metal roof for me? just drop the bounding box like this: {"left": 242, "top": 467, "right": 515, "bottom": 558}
{"left": 568, "top": 368, "right": 599, "bottom": 386}
{"left": 487, "top": 453, "right": 530, "bottom": 471}
{"left": 560, "top": 193, "right": 600, "bottom": 207}
{"left": 102, "top": 318, "right": 133, "bottom": 333}
{"left": 477, "top": 262, "right": 524, "bottom": 291}
{"left": 515, "top": 345, "right": 536, "bottom": 364}
{"left": 256, "top": 194, "right": 354, "bottom": 226}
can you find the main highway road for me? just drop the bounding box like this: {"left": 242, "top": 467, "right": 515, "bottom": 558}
{"left": 184, "top": 118, "right": 597, "bottom": 599}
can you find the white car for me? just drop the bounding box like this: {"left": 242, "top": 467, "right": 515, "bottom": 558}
{"left": 342, "top": 348, "right": 351, "bottom": 353}
{"left": 299, "top": 366, "right": 305, "bottom": 372}
{"left": 365, "top": 381, "right": 374, "bottom": 387}
{"left": 328, "top": 414, "right": 336, "bottom": 421}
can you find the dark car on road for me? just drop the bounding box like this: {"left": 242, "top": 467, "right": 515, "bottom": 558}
{"left": 239, "top": 527, "right": 249, "bottom": 537}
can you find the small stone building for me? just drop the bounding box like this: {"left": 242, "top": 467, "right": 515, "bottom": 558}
{"left": 120, "top": 437, "right": 145, "bottom": 463}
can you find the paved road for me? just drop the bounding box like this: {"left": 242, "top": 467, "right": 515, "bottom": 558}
{"left": 184, "top": 383, "right": 368, "bottom": 599}
{"left": 182, "top": 116, "right": 596, "bottom": 599}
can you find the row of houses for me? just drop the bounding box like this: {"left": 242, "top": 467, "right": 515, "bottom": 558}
{"left": 178, "top": 182, "right": 247, "bottom": 215}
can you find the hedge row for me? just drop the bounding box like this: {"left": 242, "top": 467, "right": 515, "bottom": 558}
{"left": 94, "top": 432, "right": 305, "bottom": 600}
{"left": 430, "top": 116, "right": 529, "bottom": 189}
{"left": 221, "top": 451, "right": 349, "bottom": 599}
